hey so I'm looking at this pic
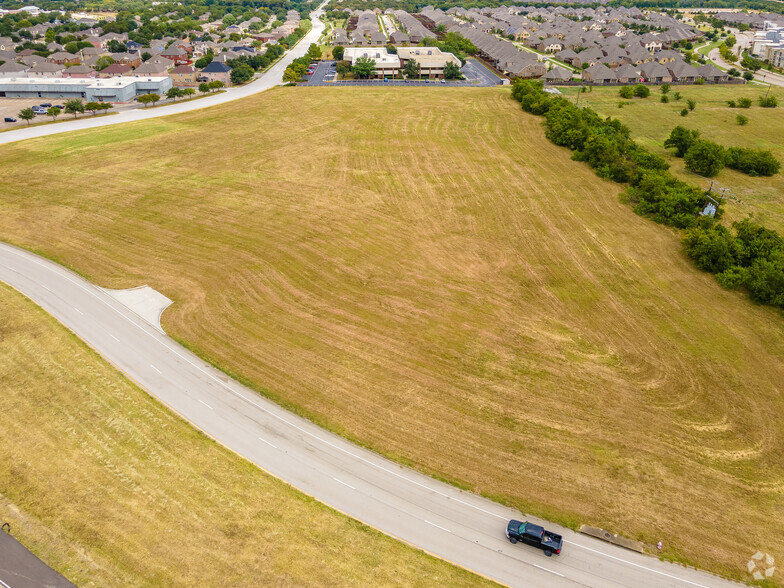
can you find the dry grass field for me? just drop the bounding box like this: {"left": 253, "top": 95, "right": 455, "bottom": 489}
{"left": 561, "top": 83, "right": 784, "bottom": 233}
{"left": 0, "top": 281, "right": 490, "bottom": 587}
{"left": 1, "top": 86, "right": 783, "bottom": 582}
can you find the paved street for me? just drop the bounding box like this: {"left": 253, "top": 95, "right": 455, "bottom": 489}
{"left": 0, "top": 242, "right": 742, "bottom": 588}
{"left": 0, "top": 530, "right": 75, "bottom": 588}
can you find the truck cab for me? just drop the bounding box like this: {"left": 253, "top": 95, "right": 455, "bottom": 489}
{"left": 506, "top": 519, "right": 563, "bottom": 556}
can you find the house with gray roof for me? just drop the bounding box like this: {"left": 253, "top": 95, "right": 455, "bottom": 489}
{"left": 582, "top": 63, "right": 616, "bottom": 84}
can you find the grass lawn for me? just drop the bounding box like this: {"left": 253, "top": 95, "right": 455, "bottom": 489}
{"left": 1, "top": 86, "right": 784, "bottom": 582}
{"left": 560, "top": 83, "right": 784, "bottom": 233}
{"left": 0, "top": 281, "right": 491, "bottom": 587}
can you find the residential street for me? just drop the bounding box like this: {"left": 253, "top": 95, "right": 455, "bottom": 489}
{"left": 707, "top": 28, "right": 784, "bottom": 87}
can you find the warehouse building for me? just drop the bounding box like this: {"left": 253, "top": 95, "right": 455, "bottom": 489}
{"left": 0, "top": 76, "right": 172, "bottom": 102}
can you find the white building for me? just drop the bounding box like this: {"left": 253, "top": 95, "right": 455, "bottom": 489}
{"left": 396, "top": 46, "right": 462, "bottom": 79}
{"left": 343, "top": 47, "right": 401, "bottom": 79}
{"left": 0, "top": 76, "right": 172, "bottom": 102}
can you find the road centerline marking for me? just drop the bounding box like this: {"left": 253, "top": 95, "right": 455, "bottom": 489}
{"left": 150, "top": 364, "right": 161, "bottom": 374}
{"left": 332, "top": 477, "right": 355, "bottom": 490}
{"left": 198, "top": 399, "right": 213, "bottom": 410}
{"left": 424, "top": 520, "right": 451, "bottom": 533}
{"left": 258, "top": 437, "right": 277, "bottom": 449}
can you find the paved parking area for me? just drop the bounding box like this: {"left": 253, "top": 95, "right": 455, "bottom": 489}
{"left": 0, "top": 98, "right": 51, "bottom": 130}
{"left": 303, "top": 58, "right": 504, "bottom": 88}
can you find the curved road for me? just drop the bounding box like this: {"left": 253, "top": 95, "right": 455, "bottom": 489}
{"left": 0, "top": 245, "right": 741, "bottom": 588}
{"left": 0, "top": 2, "right": 328, "bottom": 147}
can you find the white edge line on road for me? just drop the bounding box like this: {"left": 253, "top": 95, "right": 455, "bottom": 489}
{"left": 150, "top": 364, "right": 161, "bottom": 374}
{"left": 110, "top": 334, "right": 120, "bottom": 342}
{"left": 0, "top": 577, "right": 12, "bottom": 588}
{"left": 1, "top": 245, "right": 724, "bottom": 586}
{"left": 532, "top": 563, "right": 564, "bottom": 577}
{"left": 565, "top": 541, "right": 712, "bottom": 588}
{"left": 73, "top": 307, "right": 83, "bottom": 315}
{"left": 332, "top": 477, "right": 355, "bottom": 490}
{"left": 424, "top": 520, "right": 452, "bottom": 533}
{"left": 258, "top": 436, "right": 277, "bottom": 449}
{"left": 198, "top": 399, "right": 213, "bottom": 410}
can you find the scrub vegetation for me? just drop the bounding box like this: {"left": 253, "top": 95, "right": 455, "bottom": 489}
{"left": 0, "top": 87, "right": 783, "bottom": 582}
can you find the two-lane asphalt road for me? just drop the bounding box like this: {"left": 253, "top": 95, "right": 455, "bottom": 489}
{"left": 0, "top": 2, "right": 328, "bottom": 147}
{"left": 0, "top": 242, "right": 740, "bottom": 588}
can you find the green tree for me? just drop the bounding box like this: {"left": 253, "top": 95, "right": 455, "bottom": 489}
{"left": 351, "top": 56, "right": 375, "bottom": 79}
{"left": 403, "top": 58, "right": 420, "bottom": 79}
{"left": 98, "top": 103, "right": 113, "bottom": 114}
{"left": 182, "top": 88, "right": 196, "bottom": 99}
{"left": 18, "top": 107, "right": 35, "bottom": 125}
{"left": 664, "top": 126, "right": 700, "bottom": 157}
{"left": 759, "top": 95, "right": 778, "bottom": 108}
{"left": 222, "top": 13, "right": 236, "bottom": 26}
{"left": 230, "top": 62, "right": 254, "bottom": 84}
{"left": 107, "top": 39, "right": 127, "bottom": 53}
{"left": 85, "top": 101, "right": 101, "bottom": 116}
{"left": 660, "top": 83, "right": 671, "bottom": 94}
{"left": 444, "top": 61, "right": 462, "bottom": 80}
{"left": 682, "top": 225, "right": 739, "bottom": 274}
{"left": 736, "top": 114, "right": 749, "bottom": 126}
{"left": 283, "top": 66, "right": 299, "bottom": 83}
{"left": 63, "top": 98, "right": 84, "bottom": 119}
{"left": 95, "top": 56, "right": 115, "bottom": 71}
{"left": 137, "top": 93, "right": 159, "bottom": 107}
{"left": 619, "top": 86, "right": 633, "bottom": 99}
{"left": 46, "top": 106, "right": 61, "bottom": 121}
{"left": 166, "top": 87, "right": 183, "bottom": 101}
{"left": 742, "top": 71, "right": 753, "bottom": 81}
{"left": 208, "top": 80, "right": 224, "bottom": 91}
{"left": 737, "top": 97, "right": 752, "bottom": 108}
{"left": 142, "top": 51, "right": 152, "bottom": 62}
{"left": 687, "top": 98, "right": 696, "bottom": 111}
{"left": 198, "top": 82, "right": 211, "bottom": 94}
{"left": 307, "top": 43, "right": 321, "bottom": 61}
{"left": 195, "top": 52, "right": 213, "bottom": 68}
{"left": 332, "top": 45, "right": 344, "bottom": 61}
{"left": 684, "top": 140, "right": 725, "bottom": 177}
{"left": 633, "top": 84, "right": 650, "bottom": 98}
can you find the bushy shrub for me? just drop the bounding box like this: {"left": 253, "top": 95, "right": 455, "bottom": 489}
{"left": 736, "top": 114, "right": 749, "bottom": 125}
{"left": 759, "top": 95, "right": 778, "bottom": 108}
{"left": 633, "top": 84, "right": 650, "bottom": 98}
{"left": 683, "top": 224, "right": 740, "bottom": 273}
{"left": 725, "top": 147, "right": 780, "bottom": 176}
{"left": 661, "top": 95, "right": 669, "bottom": 103}
{"left": 737, "top": 97, "right": 752, "bottom": 108}
{"left": 727, "top": 100, "right": 736, "bottom": 108}
{"left": 681, "top": 108, "right": 689, "bottom": 116}
{"left": 619, "top": 86, "right": 634, "bottom": 99}
{"left": 627, "top": 171, "right": 706, "bottom": 228}
{"left": 664, "top": 126, "right": 700, "bottom": 157}
{"left": 684, "top": 140, "right": 726, "bottom": 177}
{"left": 687, "top": 98, "right": 697, "bottom": 111}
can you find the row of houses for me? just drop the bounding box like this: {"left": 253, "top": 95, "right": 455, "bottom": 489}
{"left": 581, "top": 61, "right": 728, "bottom": 84}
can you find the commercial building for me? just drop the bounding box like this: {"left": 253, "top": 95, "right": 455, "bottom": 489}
{"left": 0, "top": 76, "right": 172, "bottom": 102}
{"left": 396, "top": 47, "right": 462, "bottom": 78}
{"left": 343, "top": 47, "right": 401, "bottom": 78}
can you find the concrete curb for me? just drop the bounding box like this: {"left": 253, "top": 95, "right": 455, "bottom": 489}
{"left": 579, "top": 525, "right": 645, "bottom": 553}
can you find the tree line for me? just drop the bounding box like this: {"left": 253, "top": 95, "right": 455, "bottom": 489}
{"left": 511, "top": 79, "right": 784, "bottom": 311}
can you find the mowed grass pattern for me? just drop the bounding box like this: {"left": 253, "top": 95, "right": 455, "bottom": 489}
{"left": 0, "top": 282, "right": 492, "bottom": 587}
{"left": 564, "top": 84, "right": 784, "bottom": 233}
{"left": 1, "top": 87, "right": 783, "bottom": 581}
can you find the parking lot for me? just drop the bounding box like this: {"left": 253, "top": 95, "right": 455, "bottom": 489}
{"left": 303, "top": 59, "right": 505, "bottom": 88}
{"left": 0, "top": 98, "right": 54, "bottom": 129}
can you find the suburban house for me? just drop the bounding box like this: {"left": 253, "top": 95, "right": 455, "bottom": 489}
{"left": 638, "top": 61, "right": 672, "bottom": 83}
{"left": 27, "top": 61, "right": 65, "bottom": 77}
{"left": 169, "top": 64, "right": 198, "bottom": 86}
{"left": 48, "top": 51, "right": 81, "bottom": 65}
{"left": 389, "top": 31, "right": 409, "bottom": 45}
{"left": 161, "top": 45, "right": 189, "bottom": 64}
{"left": 111, "top": 52, "right": 141, "bottom": 68}
{"left": 542, "top": 66, "right": 572, "bottom": 82}
{"left": 62, "top": 64, "right": 97, "bottom": 78}
{"left": 0, "top": 61, "right": 28, "bottom": 77}
{"left": 100, "top": 63, "right": 133, "bottom": 77}
{"left": 614, "top": 64, "right": 642, "bottom": 84}
{"left": 696, "top": 63, "right": 728, "bottom": 82}
{"left": 0, "top": 37, "right": 15, "bottom": 51}
{"left": 200, "top": 61, "right": 232, "bottom": 85}
{"left": 582, "top": 63, "right": 616, "bottom": 84}
{"left": 134, "top": 61, "right": 170, "bottom": 76}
